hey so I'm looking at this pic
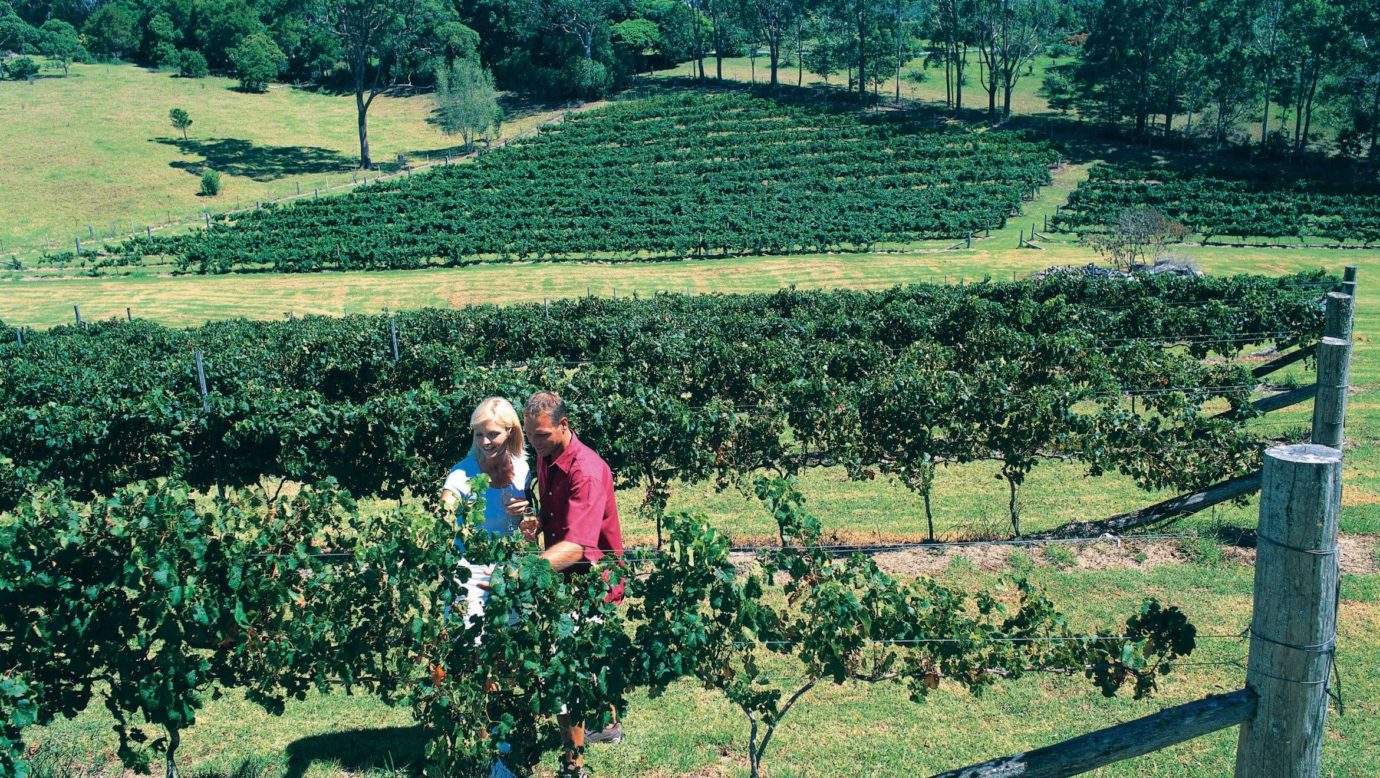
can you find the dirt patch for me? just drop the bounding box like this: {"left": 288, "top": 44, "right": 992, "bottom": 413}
{"left": 739, "top": 534, "right": 1380, "bottom": 579}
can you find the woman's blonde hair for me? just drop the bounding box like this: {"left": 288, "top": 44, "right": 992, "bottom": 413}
{"left": 469, "top": 397, "right": 526, "bottom": 463}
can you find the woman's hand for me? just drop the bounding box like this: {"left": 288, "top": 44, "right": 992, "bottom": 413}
{"left": 519, "top": 514, "right": 541, "bottom": 542}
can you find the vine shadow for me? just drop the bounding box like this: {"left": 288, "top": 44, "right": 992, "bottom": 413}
{"left": 281, "top": 725, "right": 426, "bottom": 778}
{"left": 153, "top": 137, "right": 358, "bottom": 181}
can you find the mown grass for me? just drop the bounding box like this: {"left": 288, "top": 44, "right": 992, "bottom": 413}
{"left": 0, "top": 63, "right": 564, "bottom": 256}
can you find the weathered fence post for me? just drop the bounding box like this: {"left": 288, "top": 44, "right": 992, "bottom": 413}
{"left": 1234, "top": 443, "right": 1342, "bottom": 778}
{"left": 1340, "top": 265, "right": 1356, "bottom": 300}
{"left": 1322, "top": 292, "right": 1353, "bottom": 342}
{"left": 126, "top": 307, "right": 132, "bottom": 322}
{"left": 194, "top": 350, "right": 211, "bottom": 414}
{"left": 1312, "top": 292, "right": 1354, "bottom": 449}
{"left": 389, "top": 317, "right": 399, "bottom": 362}
{"left": 73, "top": 305, "right": 82, "bottom": 327}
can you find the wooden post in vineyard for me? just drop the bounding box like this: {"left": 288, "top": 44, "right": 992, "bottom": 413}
{"left": 73, "top": 305, "right": 82, "bottom": 327}
{"left": 1311, "top": 292, "right": 1354, "bottom": 450}
{"left": 1234, "top": 443, "right": 1342, "bottom": 778}
{"left": 389, "top": 317, "right": 399, "bottom": 362}
{"left": 126, "top": 307, "right": 132, "bottom": 322}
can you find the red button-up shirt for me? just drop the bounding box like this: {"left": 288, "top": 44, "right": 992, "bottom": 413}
{"left": 537, "top": 433, "right": 624, "bottom": 573}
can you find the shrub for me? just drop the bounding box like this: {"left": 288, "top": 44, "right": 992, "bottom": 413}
{"left": 230, "top": 32, "right": 285, "bottom": 92}
{"left": 178, "top": 49, "right": 209, "bottom": 78}
{"left": 4, "top": 56, "right": 39, "bottom": 81}
{"left": 200, "top": 169, "right": 222, "bottom": 197}
{"left": 153, "top": 41, "right": 179, "bottom": 71}
{"left": 560, "top": 58, "right": 611, "bottom": 100}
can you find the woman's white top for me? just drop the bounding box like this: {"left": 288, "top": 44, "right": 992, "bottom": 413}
{"left": 443, "top": 453, "right": 530, "bottom": 537}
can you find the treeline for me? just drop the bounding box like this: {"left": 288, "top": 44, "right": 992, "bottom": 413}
{"left": 0, "top": 274, "right": 1330, "bottom": 539}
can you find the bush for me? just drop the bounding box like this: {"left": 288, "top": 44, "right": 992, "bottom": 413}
{"left": 178, "top": 49, "right": 209, "bottom": 78}
{"left": 230, "top": 32, "right": 285, "bottom": 92}
{"left": 153, "top": 41, "right": 179, "bottom": 71}
{"left": 200, "top": 169, "right": 222, "bottom": 197}
{"left": 4, "top": 57, "right": 39, "bottom": 81}
{"left": 560, "top": 58, "right": 611, "bottom": 101}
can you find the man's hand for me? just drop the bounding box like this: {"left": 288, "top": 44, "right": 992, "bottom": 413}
{"left": 540, "top": 541, "right": 586, "bottom": 573}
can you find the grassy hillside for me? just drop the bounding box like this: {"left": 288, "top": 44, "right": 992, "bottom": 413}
{"left": 0, "top": 63, "right": 560, "bottom": 256}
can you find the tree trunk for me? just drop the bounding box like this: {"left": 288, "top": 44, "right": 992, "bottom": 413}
{"left": 165, "top": 727, "right": 180, "bottom": 778}
{"left": 355, "top": 88, "right": 372, "bottom": 169}
{"left": 856, "top": 3, "right": 866, "bottom": 100}
{"left": 716, "top": 51, "right": 723, "bottom": 80}
{"left": 769, "top": 37, "right": 779, "bottom": 86}
{"left": 1007, "top": 476, "right": 1021, "bottom": 537}
{"left": 1299, "top": 66, "right": 1320, "bottom": 156}
{"left": 923, "top": 489, "right": 934, "bottom": 542}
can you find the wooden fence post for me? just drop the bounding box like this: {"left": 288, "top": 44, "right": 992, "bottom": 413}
{"left": 1323, "top": 292, "right": 1353, "bottom": 342}
{"left": 1311, "top": 337, "right": 1350, "bottom": 449}
{"left": 194, "top": 350, "right": 211, "bottom": 414}
{"left": 1234, "top": 443, "right": 1342, "bottom": 778}
{"left": 1340, "top": 265, "right": 1356, "bottom": 300}
{"left": 389, "top": 317, "right": 399, "bottom": 362}
{"left": 73, "top": 305, "right": 82, "bottom": 327}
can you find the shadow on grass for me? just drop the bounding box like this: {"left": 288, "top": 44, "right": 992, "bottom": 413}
{"left": 155, "top": 137, "right": 358, "bottom": 181}
{"left": 281, "top": 725, "right": 426, "bottom": 778}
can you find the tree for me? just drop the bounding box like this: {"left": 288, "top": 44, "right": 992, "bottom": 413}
{"left": 611, "top": 17, "right": 662, "bottom": 74}
{"left": 169, "top": 107, "right": 193, "bottom": 139}
{"left": 750, "top": 0, "right": 811, "bottom": 87}
{"left": 703, "top": 0, "right": 748, "bottom": 80}
{"left": 433, "top": 59, "right": 502, "bottom": 148}
{"left": 82, "top": 1, "right": 138, "bottom": 60}
{"left": 230, "top": 31, "right": 286, "bottom": 92}
{"left": 314, "top": 0, "right": 471, "bottom": 169}
{"left": 1279, "top": 0, "right": 1347, "bottom": 157}
{"left": 928, "top": 0, "right": 973, "bottom": 110}
{"left": 1, "top": 3, "right": 40, "bottom": 53}
{"left": 1074, "top": 0, "right": 1203, "bottom": 137}
{"left": 194, "top": 0, "right": 263, "bottom": 69}
{"left": 38, "top": 18, "right": 80, "bottom": 75}
{"left": 975, "top": 0, "right": 1059, "bottom": 121}
{"left": 538, "top": 0, "right": 618, "bottom": 60}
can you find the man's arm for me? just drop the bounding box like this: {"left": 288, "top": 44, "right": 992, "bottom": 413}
{"left": 541, "top": 541, "right": 586, "bottom": 573}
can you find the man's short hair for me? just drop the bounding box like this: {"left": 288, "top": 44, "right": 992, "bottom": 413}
{"left": 524, "top": 391, "right": 568, "bottom": 422}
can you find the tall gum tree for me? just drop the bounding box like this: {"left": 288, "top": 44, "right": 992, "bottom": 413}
{"left": 314, "top": 0, "right": 468, "bottom": 169}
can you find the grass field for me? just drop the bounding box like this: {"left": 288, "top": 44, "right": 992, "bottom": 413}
{"left": 0, "top": 63, "right": 565, "bottom": 257}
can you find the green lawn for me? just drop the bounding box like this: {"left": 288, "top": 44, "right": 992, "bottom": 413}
{"left": 0, "top": 63, "right": 564, "bottom": 258}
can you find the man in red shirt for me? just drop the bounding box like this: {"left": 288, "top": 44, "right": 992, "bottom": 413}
{"left": 522, "top": 391, "right": 625, "bottom": 776}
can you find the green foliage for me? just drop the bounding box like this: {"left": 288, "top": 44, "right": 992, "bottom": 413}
{"left": 199, "top": 168, "right": 222, "bottom": 196}
{"left": 432, "top": 59, "right": 502, "bottom": 149}
{"left": 169, "top": 107, "right": 193, "bottom": 140}
{"left": 0, "top": 274, "right": 1328, "bottom": 515}
{"left": 2, "top": 56, "right": 38, "bottom": 80}
{"left": 82, "top": 2, "right": 139, "bottom": 60}
{"left": 153, "top": 41, "right": 179, "bottom": 71}
{"left": 561, "top": 57, "right": 612, "bottom": 100}
{"left": 230, "top": 32, "right": 285, "bottom": 92}
{"left": 177, "top": 49, "right": 209, "bottom": 79}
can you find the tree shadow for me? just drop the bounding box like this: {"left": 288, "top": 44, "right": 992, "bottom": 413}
{"left": 281, "top": 725, "right": 426, "bottom": 778}
{"left": 154, "top": 137, "right": 358, "bottom": 181}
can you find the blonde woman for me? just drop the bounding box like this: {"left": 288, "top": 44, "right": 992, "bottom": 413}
{"left": 442, "top": 397, "right": 538, "bottom": 629}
